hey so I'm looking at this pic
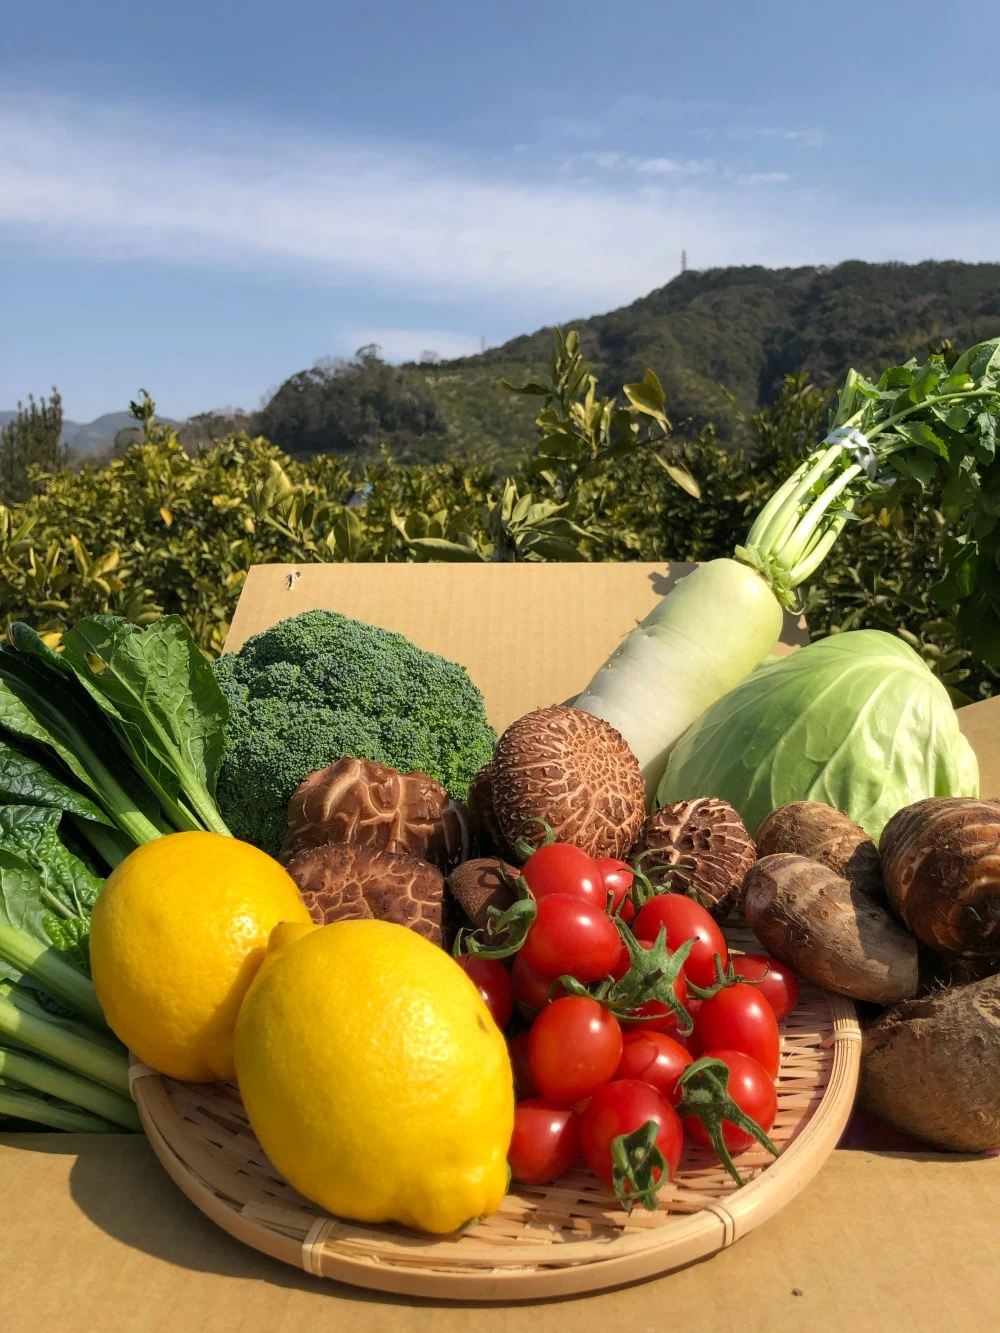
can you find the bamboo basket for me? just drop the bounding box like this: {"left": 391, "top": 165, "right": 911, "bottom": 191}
{"left": 130, "top": 922, "right": 860, "bottom": 1301}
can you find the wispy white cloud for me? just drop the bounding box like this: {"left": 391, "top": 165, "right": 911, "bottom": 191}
{"left": 0, "top": 91, "right": 997, "bottom": 320}
{"left": 730, "top": 125, "right": 826, "bottom": 148}
{"left": 736, "top": 171, "right": 792, "bottom": 186}
{"left": 558, "top": 150, "right": 714, "bottom": 177}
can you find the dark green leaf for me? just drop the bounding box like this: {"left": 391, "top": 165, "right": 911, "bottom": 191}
{"left": 61, "top": 615, "right": 230, "bottom": 800}
{"left": 0, "top": 806, "right": 102, "bottom": 919}
{"left": 0, "top": 742, "right": 111, "bottom": 825}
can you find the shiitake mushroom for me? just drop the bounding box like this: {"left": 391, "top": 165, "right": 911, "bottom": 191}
{"left": 490, "top": 705, "right": 645, "bottom": 859}
{"left": 635, "top": 797, "right": 756, "bottom": 920}
{"left": 285, "top": 842, "right": 447, "bottom": 946}
{"left": 280, "top": 756, "right": 470, "bottom": 871}
{"left": 446, "top": 857, "right": 518, "bottom": 931}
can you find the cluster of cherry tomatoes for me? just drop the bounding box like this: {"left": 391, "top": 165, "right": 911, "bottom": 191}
{"left": 456, "top": 840, "right": 800, "bottom": 1207}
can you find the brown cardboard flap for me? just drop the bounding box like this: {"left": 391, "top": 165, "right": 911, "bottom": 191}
{"left": 225, "top": 562, "right": 809, "bottom": 732}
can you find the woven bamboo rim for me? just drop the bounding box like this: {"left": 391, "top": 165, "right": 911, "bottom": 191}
{"left": 130, "top": 921, "right": 860, "bottom": 1300}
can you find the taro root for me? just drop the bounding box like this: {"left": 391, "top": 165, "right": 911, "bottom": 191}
{"left": 447, "top": 857, "right": 518, "bottom": 931}
{"left": 743, "top": 853, "right": 919, "bottom": 1004}
{"left": 491, "top": 706, "right": 645, "bottom": 859}
{"left": 859, "top": 974, "right": 1000, "bottom": 1151}
{"left": 466, "top": 762, "right": 515, "bottom": 859}
{"left": 285, "top": 842, "right": 446, "bottom": 946}
{"left": 880, "top": 797, "right": 1000, "bottom": 958}
{"left": 756, "top": 802, "right": 884, "bottom": 903}
{"left": 635, "top": 798, "right": 755, "bottom": 920}
{"left": 280, "top": 757, "right": 471, "bottom": 871}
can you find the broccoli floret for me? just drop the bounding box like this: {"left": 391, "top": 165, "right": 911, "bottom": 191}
{"left": 213, "top": 611, "right": 496, "bottom": 855}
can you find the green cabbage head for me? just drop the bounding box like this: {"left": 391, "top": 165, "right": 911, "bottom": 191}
{"left": 656, "top": 629, "right": 979, "bottom": 842}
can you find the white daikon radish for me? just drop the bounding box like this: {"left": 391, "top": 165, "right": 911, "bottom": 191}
{"left": 575, "top": 558, "right": 783, "bottom": 799}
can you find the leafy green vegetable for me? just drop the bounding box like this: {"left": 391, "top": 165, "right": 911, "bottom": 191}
{"left": 0, "top": 614, "right": 232, "bottom": 846}
{"left": 0, "top": 637, "right": 167, "bottom": 845}
{"left": 0, "top": 739, "right": 112, "bottom": 825}
{"left": 657, "top": 629, "right": 978, "bottom": 841}
{"left": 0, "top": 806, "right": 101, "bottom": 973}
{"left": 739, "top": 340, "right": 1000, "bottom": 654}
{"left": 60, "top": 614, "right": 230, "bottom": 834}
{"left": 0, "top": 806, "right": 102, "bottom": 920}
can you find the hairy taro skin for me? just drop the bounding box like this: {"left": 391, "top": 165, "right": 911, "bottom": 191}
{"left": 491, "top": 706, "right": 645, "bottom": 859}
{"left": 280, "top": 757, "right": 471, "bottom": 871}
{"left": 637, "top": 798, "right": 756, "bottom": 920}
{"left": 880, "top": 797, "right": 1000, "bottom": 958}
{"left": 860, "top": 974, "right": 1000, "bottom": 1151}
{"left": 756, "top": 801, "right": 884, "bottom": 903}
{"left": 743, "top": 853, "right": 919, "bottom": 1005}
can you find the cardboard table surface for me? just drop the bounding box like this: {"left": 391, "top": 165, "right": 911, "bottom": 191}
{"left": 3, "top": 560, "right": 1000, "bottom": 1331}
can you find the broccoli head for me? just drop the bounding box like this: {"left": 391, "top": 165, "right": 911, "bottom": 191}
{"left": 213, "top": 610, "right": 496, "bottom": 855}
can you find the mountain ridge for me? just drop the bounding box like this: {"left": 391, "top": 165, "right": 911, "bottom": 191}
{"left": 9, "top": 260, "right": 1000, "bottom": 467}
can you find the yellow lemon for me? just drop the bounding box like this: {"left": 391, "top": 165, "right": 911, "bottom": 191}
{"left": 89, "top": 832, "right": 311, "bottom": 1082}
{"left": 234, "top": 919, "right": 515, "bottom": 1235}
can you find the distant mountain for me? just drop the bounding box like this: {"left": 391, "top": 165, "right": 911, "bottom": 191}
{"left": 0, "top": 410, "right": 178, "bottom": 459}
{"left": 256, "top": 259, "right": 1000, "bottom": 467}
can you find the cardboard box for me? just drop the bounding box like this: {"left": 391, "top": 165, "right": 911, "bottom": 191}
{"left": 3, "top": 560, "right": 1000, "bottom": 1331}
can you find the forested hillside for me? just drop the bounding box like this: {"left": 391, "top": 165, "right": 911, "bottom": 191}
{"left": 252, "top": 260, "right": 1000, "bottom": 466}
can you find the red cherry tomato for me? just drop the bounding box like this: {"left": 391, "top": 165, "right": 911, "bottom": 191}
{"left": 512, "top": 952, "right": 564, "bottom": 1020}
{"left": 507, "top": 1099, "right": 580, "bottom": 1185}
{"left": 684, "top": 1049, "right": 778, "bottom": 1155}
{"left": 693, "top": 983, "right": 780, "bottom": 1079}
{"left": 594, "top": 858, "right": 635, "bottom": 922}
{"left": 632, "top": 894, "right": 728, "bottom": 989}
{"left": 507, "top": 1030, "right": 539, "bottom": 1099}
{"left": 610, "top": 937, "right": 690, "bottom": 1034}
{"left": 521, "top": 843, "right": 604, "bottom": 907}
{"left": 730, "top": 954, "right": 800, "bottom": 1021}
{"left": 455, "top": 955, "right": 513, "bottom": 1030}
{"left": 579, "top": 1079, "right": 684, "bottom": 1200}
{"left": 521, "top": 894, "right": 621, "bottom": 983}
{"left": 528, "top": 997, "right": 623, "bottom": 1104}
{"left": 615, "top": 1030, "right": 693, "bottom": 1105}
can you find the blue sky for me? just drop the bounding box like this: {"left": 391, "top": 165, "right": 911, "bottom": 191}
{"left": 3, "top": 0, "right": 1000, "bottom": 421}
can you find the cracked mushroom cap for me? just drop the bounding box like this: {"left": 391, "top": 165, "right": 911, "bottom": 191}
{"left": 284, "top": 842, "right": 447, "bottom": 946}
{"left": 491, "top": 706, "right": 645, "bottom": 859}
{"left": 637, "top": 798, "right": 756, "bottom": 920}
{"left": 279, "top": 757, "right": 470, "bottom": 871}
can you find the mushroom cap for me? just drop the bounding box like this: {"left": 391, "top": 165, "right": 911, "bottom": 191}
{"left": 880, "top": 797, "right": 1000, "bottom": 957}
{"left": 491, "top": 706, "right": 645, "bottom": 859}
{"left": 285, "top": 842, "right": 447, "bottom": 946}
{"left": 280, "top": 756, "right": 470, "bottom": 871}
{"left": 637, "top": 798, "right": 756, "bottom": 920}
{"left": 447, "top": 857, "right": 519, "bottom": 931}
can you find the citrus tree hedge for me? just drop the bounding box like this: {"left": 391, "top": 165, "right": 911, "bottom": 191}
{"left": 1, "top": 346, "right": 995, "bottom": 703}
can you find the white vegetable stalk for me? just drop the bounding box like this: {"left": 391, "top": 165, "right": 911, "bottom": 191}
{"left": 575, "top": 559, "right": 784, "bottom": 797}
{"left": 576, "top": 433, "right": 887, "bottom": 800}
